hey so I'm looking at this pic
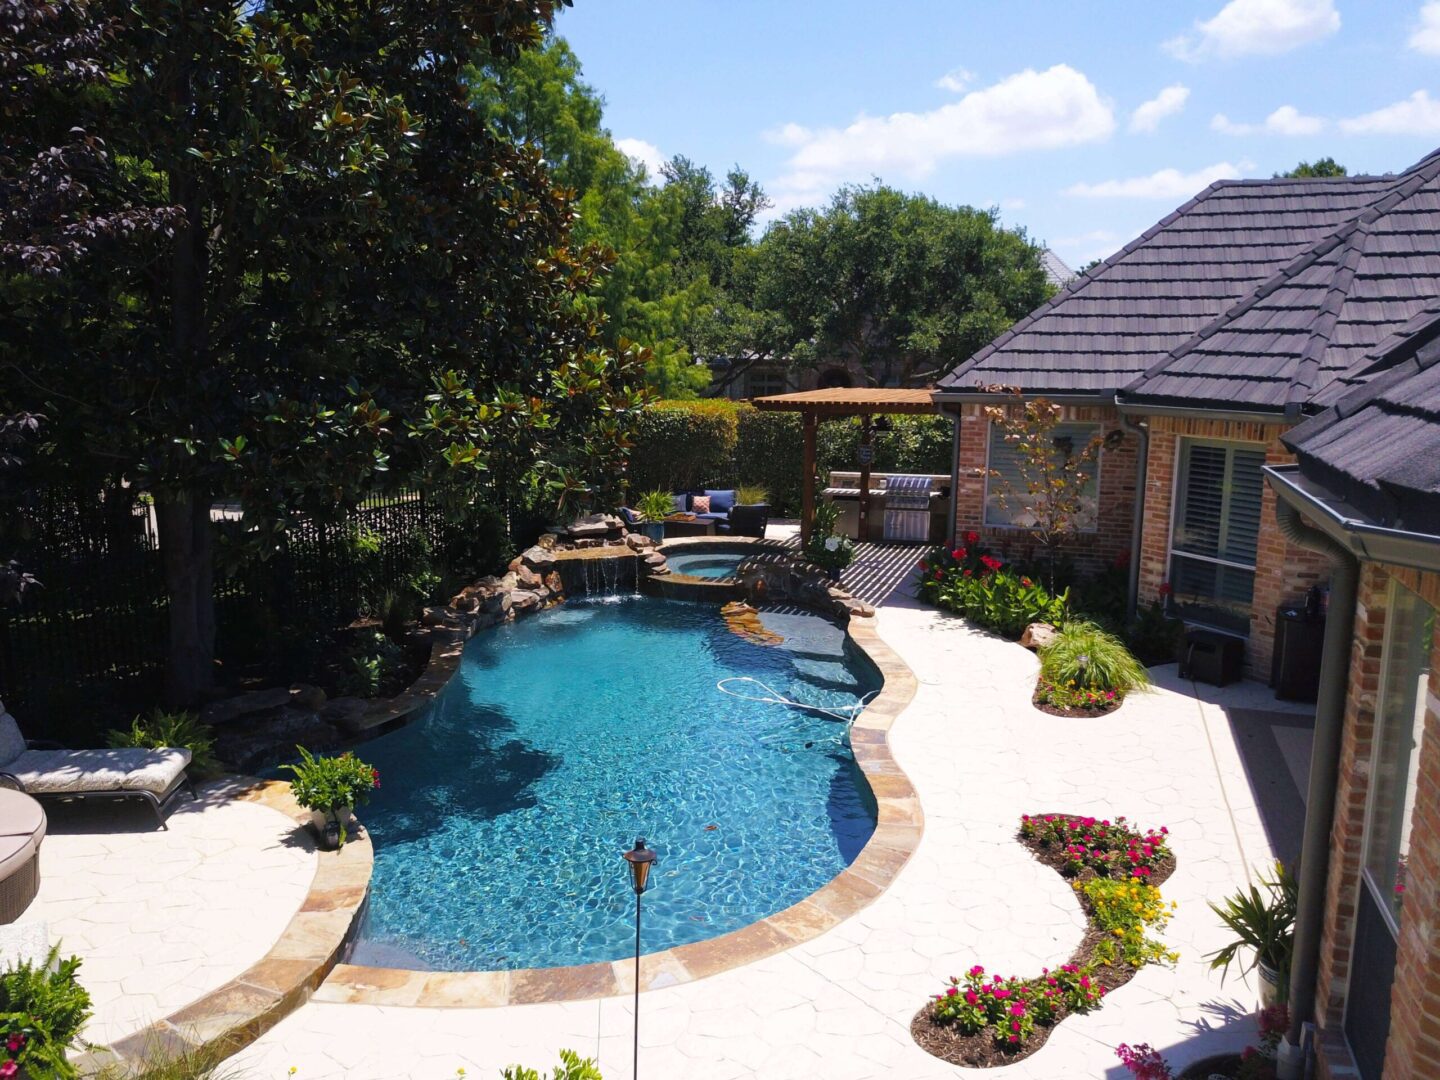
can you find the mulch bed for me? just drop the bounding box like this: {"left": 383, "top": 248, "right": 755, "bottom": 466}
{"left": 911, "top": 813, "right": 1176, "bottom": 1069}
{"left": 1179, "top": 1056, "right": 1244, "bottom": 1079}
{"left": 1031, "top": 692, "right": 1122, "bottom": 718}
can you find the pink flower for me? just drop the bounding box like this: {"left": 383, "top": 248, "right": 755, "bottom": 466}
{"left": 945, "top": 986, "right": 958, "bottom": 997}
{"left": 2, "top": 1062, "right": 17, "bottom": 1078}
{"left": 1010, "top": 1003, "right": 1025, "bottom": 1016}
{"left": 967, "top": 965, "right": 985, "bottom": 977}
{"left": 964, "top": 989, "right": 978, "bottom": 1005}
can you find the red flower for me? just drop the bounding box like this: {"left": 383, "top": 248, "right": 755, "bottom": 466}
{"left": 1020, "top": 577, "right": 1033, "bottom": 587}
{"left": 962, "top": 569, "right": 972, "bottom": 577}
{"left": 980, "top": 554, "right": 1002, "bottom": 572}
{"left": 1158, "top": 581, "right": 1173, "bottom": 598}
{"left": 371, "top": 768, "right": 381, "bottom": 789}
{"left": 951, "top": 548, "right": 965, "bottom": 560}
{"left": 965, "top": 531, "right": 980, "bottom": 546}
{"left": 933, "top": 569, "right": 942, "bottom": 580}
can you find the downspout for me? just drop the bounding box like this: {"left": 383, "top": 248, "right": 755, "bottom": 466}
{"left": 1272, "top": 499, "right": 1359, "bottom": 1080}
{"left": 1117, "top": 412, "right": 1149, "bottom": 619}
{"left": 947, "top": 406, "right": 961, "bottom": 548}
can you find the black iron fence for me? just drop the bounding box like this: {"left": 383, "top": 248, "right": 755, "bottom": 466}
{"left": 0, "top": 486, "right": 507, "bottom": 740}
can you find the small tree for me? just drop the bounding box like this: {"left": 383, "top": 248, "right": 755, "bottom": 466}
{"left": 980, "top": 387, "right": 1121, "bottom": 582}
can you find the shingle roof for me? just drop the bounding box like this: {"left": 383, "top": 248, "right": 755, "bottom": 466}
{"left": 937, "top": 151, "right": 1440, "bottom": 404}
{"left": 1283, "top": 319, "right": 1440, "bottom": 533}
{"left": 1039, "top": 248, "right": 1078, "bottom": 289}
{"left": 1125, "top": 152, "right": 1440, "bottom": 412}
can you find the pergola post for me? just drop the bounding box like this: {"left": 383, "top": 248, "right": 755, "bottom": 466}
{"left": 801, "top": 413, "right": 817, "bottom": 546}
{"left": 858, "top": 415, "right": 873, "bottom": 542}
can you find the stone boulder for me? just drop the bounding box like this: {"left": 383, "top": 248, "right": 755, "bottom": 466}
{"left": 536, "top": 533, "right": 559, "bottom": 551}
{"left": 515, "top": 565, "right": 543, "bottom": 590}
{"left": 290, "top": 683, "right": 327, "bottom": 711}
{"left": 200, "top": 687, "right": 292, "bottom": 727}
{"left": 421, "top": 606, "right": 459, "bottom": 628}
{"left": 624, "top": 533, "right": 654, "bottom": 551}
{"left": 510, "top": 589, "right": 540, "bottom": 613}
{"left": 214, "top": 707, "right": 342, "bottom": 773}
{"left": 319, "top": 696, "right": 370, "bottom": 735}
{"left": 1018, "top": 622, "right": 1059, "bottom": 651}
{"left": 544, "top": 571, "right": 564, "bottom": 593}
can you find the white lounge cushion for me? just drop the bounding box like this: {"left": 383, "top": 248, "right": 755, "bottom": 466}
{"left": 0, "top": 713, "right": 25, "bottom": 770}
{"left": 5, "top": 748, "right": 191, "bottom": 796}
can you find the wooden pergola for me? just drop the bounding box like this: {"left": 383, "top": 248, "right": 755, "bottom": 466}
{"left": 752, "top": 388, "right": 939, "bottom": 544}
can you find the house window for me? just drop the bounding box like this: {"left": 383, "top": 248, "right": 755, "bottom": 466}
{"left": 745, "top": 370, "right": 786, "bottom": 398}
{"left": 1344, "top": 582, "right": 1435, "bottom": 1079}
{"left": 983, "top": 421, "right": 1100, "bottom": 530}
{"left": 1166, "top": 440, "right": 1265, "bottom": 634}
{"left": 1363, "top": 582, "right": 1435, "bottom": 927}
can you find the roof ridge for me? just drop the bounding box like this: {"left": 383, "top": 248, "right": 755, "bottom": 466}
{"left": 937, "top": 183, "right": 1229, "bottom": 389}
{"left": 1124, "top": 159, "right": 1440, "bottom": 405}
{"left": 1285, "top": 220, "right": 1371, "bottom": 413}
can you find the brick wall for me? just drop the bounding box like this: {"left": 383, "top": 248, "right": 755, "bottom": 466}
{"left": 1313, "top": 564, "right": 1440, "bottom": 1080}
{"left": 1135, "top": 415, "right": 1331, "bottom": 674}
{"left": 951, "top": 402, "right": 1138, "bottom": 577}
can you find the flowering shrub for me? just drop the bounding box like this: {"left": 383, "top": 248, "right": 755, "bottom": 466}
{"left": 1020, "top": 814, "right": 1171, "bottom": 880}
{"left": 918, "top": 539, "right": 1068, "bottom": 639}
{"left": 1034, "top": 677, "right": 1120, "bottom": 711}
{"left": 1077, "top": 877, "right": 1180, "bottom": 969}
{"left": 931, "top": 964, "right": 1102, "bottom": 1049}
{"left": 1115, "top": 1043, "right": 1172, "bottom": 1080}
{"left": 0, "top": 949, "right": 91, "bottom": 1079}
{"left": 803, "top": 499, "right": 855, "bottom": 573}
{"left": 1037, "top": 620, "right": 1149, "bottom": 707}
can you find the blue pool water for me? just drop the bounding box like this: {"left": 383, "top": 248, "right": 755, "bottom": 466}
{"left": 350, "top": 596, "right": 881, "bottom": 972}
{"left": 665, "top": 552, "right": 746, "bottom": 579}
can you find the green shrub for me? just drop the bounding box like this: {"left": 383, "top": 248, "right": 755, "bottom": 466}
{"left": 1128, "top": 600, "right": 1184, "bottom": 667}
{"left": 340, "top": 630, "right": 406, "bottom": 698}
{"left": 801, "top": 500, "right": 854, "bottom": 572}
{"left": 627, "top": 401, "right": 742, "bottom": 495}
{"left": 735, "top": 484, "right": 769, "bottom": 506}
{"left": 918, "top": 543, "right": 1068, "bottom": 639}
{"left": 106, "top": 709, "right": 222, "bottom": 780}
{"left": 816, "top": 414, "right": 952, "bottom": 479}
{"left": 501, "top": 1050, "right": 603, "bottom": 1080}
{"left": 282, "top": 746, "right": 378, "bottom": 847}
{"left": 0, "top": 948, "right": 92, "bottom": 1079}
{"left": 440, "top": 503, "right": 513, "bottom": 581}
{"left": 1039, "top": 621, "right": 1150, "bottom": 700}
{"left": 734, "top": 408, "right": 801, "bottom": 513}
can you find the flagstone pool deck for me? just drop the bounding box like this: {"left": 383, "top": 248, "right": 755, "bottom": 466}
{"left": 216, "top": 579, "right": 1311, "bottom": 1080}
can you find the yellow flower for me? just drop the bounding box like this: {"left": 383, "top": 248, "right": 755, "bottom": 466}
{"left": 1112, "top": 928, "right": 1124, "bottom": 937}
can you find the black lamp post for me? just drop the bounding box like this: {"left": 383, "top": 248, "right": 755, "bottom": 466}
{"left": 622, "top": 837, "right": 656, "bottom": 1080}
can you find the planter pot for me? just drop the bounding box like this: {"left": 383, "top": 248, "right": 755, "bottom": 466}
{"left": 641, "top": 522, "right": 665, "bottom": 543}
{"left": 1257, "top": 959, "right": 1283, "bottom": 1010}
{"left": 825, "top": 566, "right": 842, "bottom": 583}
{"left": 308, "top": 807, "right": 358, "bottom": 852}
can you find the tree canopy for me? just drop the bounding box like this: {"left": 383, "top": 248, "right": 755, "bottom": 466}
{"left": 1277, "top": 157, "right": 1348, "bottom": 178}
{"left": 0, "top": 0, "right": 647, "bottom": 702}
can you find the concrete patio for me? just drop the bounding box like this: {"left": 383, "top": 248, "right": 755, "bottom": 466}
{"left": 221, "top": 574, "right": 1312, "bottom": 1079}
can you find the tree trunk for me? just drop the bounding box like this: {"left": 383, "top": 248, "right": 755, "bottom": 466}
{"left": 155, "top": 491, "right": 216, "bottom": 707}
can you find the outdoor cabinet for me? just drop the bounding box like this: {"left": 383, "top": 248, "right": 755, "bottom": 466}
{"left": 1179, "top": 627, "right": 1245, "bottom": 686}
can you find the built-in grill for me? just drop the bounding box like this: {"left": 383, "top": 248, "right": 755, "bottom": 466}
{"left": 881, "top": 474, "right": 933, "bottom": 542}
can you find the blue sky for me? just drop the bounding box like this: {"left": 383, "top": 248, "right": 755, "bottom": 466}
{"left": 557, "top": 0, "right": 1440, "bottom": 267}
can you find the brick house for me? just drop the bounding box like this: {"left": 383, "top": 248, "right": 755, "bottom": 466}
{"left": 932, "top": 147, "right": 1440, "bottom": 677}
{"left": 1264, "top": 329, "right": 1440, "bottom": 1080}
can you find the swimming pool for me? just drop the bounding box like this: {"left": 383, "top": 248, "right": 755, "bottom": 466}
{"left": 665, "top": 552, "right": 746, "bottom": 579}
{"left": 350, "top": 596, "right": 881, "bottom": 972}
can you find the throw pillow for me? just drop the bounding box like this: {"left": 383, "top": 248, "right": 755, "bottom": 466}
{"left": 704, "top": 489, "right": 736, "bottom": 513}
{"left": 691, "top": 495, "right": 711, "bottom": 514}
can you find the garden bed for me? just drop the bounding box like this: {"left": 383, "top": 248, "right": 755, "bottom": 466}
{"left": 911, "top": 813, "right": 1176, "bottom": 1069}
{"left": 1030, "top": 690, "right": 1122, "bottom": 719}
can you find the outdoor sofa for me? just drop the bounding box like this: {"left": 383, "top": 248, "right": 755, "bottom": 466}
{"left": 0, "top": 704, "right": 193, "bottom": 829}
{"left": 669, "top": 490, "right": 770, "bottom": 537}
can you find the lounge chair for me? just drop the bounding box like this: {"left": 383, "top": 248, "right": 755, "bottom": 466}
{"left": 0, "top": 706, "right": 194, "bottom": 829}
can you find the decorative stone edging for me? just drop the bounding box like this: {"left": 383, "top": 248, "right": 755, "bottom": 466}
{"left": 79, "top": 779, "right": 373, "bottom": 1075}
{"left": 313, "top": 612, "right": 921, "bottom": 1008}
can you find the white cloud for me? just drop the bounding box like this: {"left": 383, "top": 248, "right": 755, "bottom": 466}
{"left": 1211, "top": 104, "right": 1326, "bottom": 135}
{"left": 615, "top": 137, "right": 665, "bottom": 181}
{"left": 1164, "top": 0, "right": 1340, "bottom": 61}
{"left": 1409, "top": 2, "right": 1440, "bottom": 54}
{"left": 1000, "top": 197, "right": 1027, "bottom": 210}
{"left": 1340, "top": 90, "right": 1440, "bottom": 135}
{"left": 935, "top": 67, "right": 976, "bottom": 93}
{"left": 1129, "top": 85, "right": 1190, "bottom": 133}
{"left": 767, "top": 64, "right": 1114, "bottom": 212}
{"left": 1065, "top": 161, "right": 1247, "bottom": 199}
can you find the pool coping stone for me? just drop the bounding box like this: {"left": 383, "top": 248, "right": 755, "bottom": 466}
{"left": 78, "top": 778, "right": 373, "bottom": 1076}
{"left": 315, "top": 605, "right": 921, "bottom": 1008}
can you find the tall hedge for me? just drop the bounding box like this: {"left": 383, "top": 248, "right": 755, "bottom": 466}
{"left": 627, "top": 401, "right": 953, "bottom": 515}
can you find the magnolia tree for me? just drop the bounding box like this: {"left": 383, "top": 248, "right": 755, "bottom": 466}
{"left": 980, "top": 387, "right": 1122, "bottom": 580}
{"left": 0, "top": 0, "right": 648, "bottom": 704}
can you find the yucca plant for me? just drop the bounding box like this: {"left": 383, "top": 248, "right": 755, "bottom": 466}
{"left": 1039, "top": 621, "right": 1150, "bottom": 696}
{"left": 635, "top": 489, "right": 677, "bottom": 522}
{"left": 1207, "top": 862, "right": 1297, "bottom": 999}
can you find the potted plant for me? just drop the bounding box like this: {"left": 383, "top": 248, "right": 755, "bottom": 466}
{"left": 731, "top": 485, "right": 771, "bottom": 538}
{"left": 282, "top": 746, "right": 380, "bottom": 850}
{"left": 1207, "top": 861, "right": 1297, "bottom": 1008}
{"left": 635, "top": 489, "right": 677, "bottom": 543}
{"left": 803, "top": 500, "right": 855, "bottom": 581}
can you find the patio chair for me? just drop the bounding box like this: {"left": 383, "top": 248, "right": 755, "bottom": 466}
{"left": 0, "top": 706, "right": 194, "bottom": 829}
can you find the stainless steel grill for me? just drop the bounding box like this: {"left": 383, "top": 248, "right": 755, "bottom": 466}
{"left": 882, "top": 474, "right": 932, "bottom": 542}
